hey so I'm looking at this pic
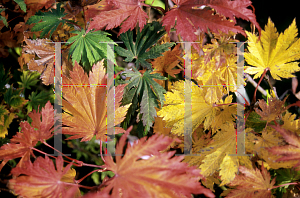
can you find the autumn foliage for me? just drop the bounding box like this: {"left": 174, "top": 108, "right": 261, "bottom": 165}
{"left": 1, "top": 0, "right": 300, "bottom": 197}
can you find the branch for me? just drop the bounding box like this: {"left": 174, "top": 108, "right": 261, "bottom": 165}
{"left": 245, "top": 73, "right": 267, "bottom": 96}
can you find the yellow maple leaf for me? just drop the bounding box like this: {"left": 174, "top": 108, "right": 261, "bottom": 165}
{"left": 199, "top": 123, "right": 238, "bottom": 186}
{"left": 244, "top": 18, "right": 300, "bottom": 80}
{"left": 156, "top": 80, "right": 236, "bottom": 136}
{"left": 62, "top": 60, "right": 131, "bottom": 142}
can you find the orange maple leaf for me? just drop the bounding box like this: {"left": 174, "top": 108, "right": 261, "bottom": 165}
{"left": 100, "top": 132, "right": 215, "bottom": 198}
{"left": 0, "top": 101, "right": 55, "bottom": 170}
{"left": 9, "top": 156, "right": 80, "bottom": 198}
{"left": 23, "top": 37, "right": 72, "bottom": 85}
{"left": 62, "top": 60, "right": 131, "bottom": 142}
{"left": 227, "top": 165, "right": 275, "bottom": 198}
{"left": 152, "top": 44, "right": 183, "bottom": 78}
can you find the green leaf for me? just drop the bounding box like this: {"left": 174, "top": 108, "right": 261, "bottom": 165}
{"left": 4, "top": 88, "right": 26, "bottom": 108}
{"left": 120, "top": 67, "right": 167, "bottom": 134}
{"left": 14, "top": 0, "right": 26, "bottom": 12}
{"left": 26, "top": 3, "right": 67, "bottom": 38}
{"left": 115, "top": 21, "right": 175, "bottom": 69}
{"left": 67, "top": 29, "right": 116, "bottom": 72}
{"left": 26, "top": 91, "right": 52, "bottom": 112}
{"left": 91, "top": 172, "right": 100, "bottom": 185}
{"left": 0, "top": 8, "right": 8, "bottom": 27}
{"left": 17, "top": 70, "right": 40, "bottom": 90}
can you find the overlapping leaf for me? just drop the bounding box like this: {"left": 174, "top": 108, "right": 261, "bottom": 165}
{"left": 26, "top": 3, "right": 69, "bottom": 38}
{"left": 227, "top": 165, "right": 276, "bottom": 198}
{"left": 162, "top": 0, "right": 260, "bottom": 52}
{"left": 120, "top": 67, "right": 167, "bottom": 134}
{"left": 100, "top": 132, "right": 215, "bottom": 198}
{"left": 67, "top": 28, "right": 116, "bottom": 71}
{"left": 0, "top": 101, "right": 55, "bottom": 170}
{"left": 156, "top": 80, "right": 236, "bottom": 135}
{"left": 9, "top": 156, "right": 80, "bottom": 198}
{"left": 115, "top": 21, "right": 175, "bottom": 69}
{"left": 23, "top": 37, "right": 72, "bottom": 85}
{"left": 62, "top": 60, "right": 131, "bottom": 142}
{"left": 244, "top": 18, "right": 300, "bottom": 80}
{"left": 266, "top": 125, "right": 300, "bottom": 168}
{"left": 88, "top": 0, "right": 149, "bottom": 36}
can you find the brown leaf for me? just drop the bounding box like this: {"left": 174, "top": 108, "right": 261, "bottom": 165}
{"left": 23, "top": 37, "right": 72, "bottom": 85}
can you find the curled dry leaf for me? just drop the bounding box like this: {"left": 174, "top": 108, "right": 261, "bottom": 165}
{"left": 23, "top": 37, "right": 72, "bottom": 85}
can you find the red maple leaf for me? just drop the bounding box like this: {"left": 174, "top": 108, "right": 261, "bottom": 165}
{"left": 162, "top": 0, "right": 261, "bottom": 52}
{"left": 8, "top": 156, "right": 80, "bottom": 198}
{"left": 88, "top": 0, "right": 149, "bottom": 36}
{"left": 0, "top": 101, "right": 56, "bottom": 170}
{"left": 99, "top": 132, "right": 215, "bottom": 198}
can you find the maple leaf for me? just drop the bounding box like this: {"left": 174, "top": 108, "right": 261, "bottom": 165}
{"left": 156, "top": 80, "right": 236, "bottom": 135}
{"left": 67, "top": 28, "right": 116, "bottom": 71}
{"left": 0, "top": 101, "right": 55, "bottom": 170}
{"left": 88, "top": 0, "right": 149, "bottom": 36}
{"left": 85, "top": 0, "right": 118, "bottom": 20}
{"left": 23, "top": 37, "right": 72, "bottom": 85}
{"left": 152, "top": 44, "right": 183, "bottom": 86}
{"left": 100, "top": 132, "right": 215, "bottom": 198}
{"left": 8, "top": 156, "right": 80, "bottom": 198}
{"left": 162, "top": 0, "right": 260, "bottom": 53}
{"left": 62, "top": 60, "right": 131, "bottom": 142}
{"left": 115, "top": 21, "right": 175, "bottom": 69}
{"left": 26, "top": 3, "right": 69, "bottom": 38}
{"left": 244, "top": 18, "right": 300, "bottom": 80}
{"left": 227, "top": 165, "right": 276, "bottom": 198}
{"left": 120, "top": 67, "right": 167, "bottom": 133}
{"left": 266, "top": 125, "right": 300, "bottom": 168}
{"left": 255, "top": 96, "right": 287, "bottom": 123}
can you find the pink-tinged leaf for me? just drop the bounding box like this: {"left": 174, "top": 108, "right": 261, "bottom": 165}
{"left": 266, "top": 125, "right": 300, "bottom": 167}
{"left": 9, "top": 156, "right": 80, "bottom": 198}
{"left": 227, "top": 165, "right": 275, "bottom": 198}
{"left": 162, "top": 0, "right": 261, "bottom": 53}
{"left": 100, "top": 133, "right": 215, "bottom": 198}
{"left": 88, "top": 0, "right": 149, "bottom": 36}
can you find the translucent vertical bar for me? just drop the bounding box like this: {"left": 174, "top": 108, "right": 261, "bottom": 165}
{"left": 53, "top": 42, "right": 62, "bottom": 156}
{"left": 183, "top": 42, "right": 193, "bottom": 155}
{"left": 106, "top": 42, "right": 115, "bottom": 156}
{"left": 229, "top": 42, "right": 251, "bottom": 157}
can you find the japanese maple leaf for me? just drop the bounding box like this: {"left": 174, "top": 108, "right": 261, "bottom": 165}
{"left": 88, "top": 0, "right": 149, "bottom": 36}
{"left": 255, "top": 96, "right": 287, "bottom": 123}
{"left": 266, "top": 125, "right": 300, "bottom": 167}
{"left": 9, "top": 156, "right": 80, "bottom": 198}
{"left": 152, "top": 44, "right": 183, "bottom": 78}
{"left": 162, "top": 0, "right": 260, "bottom": 52}
{"left": 157, "top": 80, "right": 236, "bottom": 135}
{"left": 227, "top": 165, "right": 276, "bottom": 198}
{"left": 244, "top": 18, "right": 300, "bottom": 80}
{"left": 62, "top": 60, "right": 131, "bottom": 142}
{"left": 100, "top": 132, "right": 215, "bottom": 198}
{"left": 23, "top": 37, "right": 72, "bottom": 85}
{"left": 0, "top": 101, "right": 56, "bottom": 170}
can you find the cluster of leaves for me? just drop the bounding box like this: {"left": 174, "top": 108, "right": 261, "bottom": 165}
{"left": 1, "top": 0, "right": 300, "bottom": 197}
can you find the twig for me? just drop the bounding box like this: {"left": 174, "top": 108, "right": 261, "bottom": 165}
{"left": 245, "top": 73, "right": 267, "bottom": 96}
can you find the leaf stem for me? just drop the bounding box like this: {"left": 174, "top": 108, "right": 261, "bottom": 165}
{"left": 75, "top": 169, "right": 105, "bottom": 184}
{"left": 268, "top": 182, "right": 299, "bottom": 190}
{"left": 252, "top": 69, "right": 268, "bottom": 104}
